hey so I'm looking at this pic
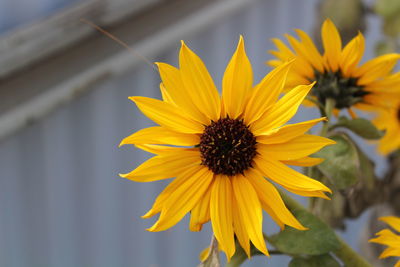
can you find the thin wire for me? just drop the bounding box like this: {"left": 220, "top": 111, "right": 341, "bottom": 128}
{"left": 80, "top": 18, "right": 158, "bottom": 72}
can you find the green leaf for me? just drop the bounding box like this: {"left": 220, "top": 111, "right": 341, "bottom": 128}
{"left": 289, "top": 254, "right": 340, "bottom": 267}
{"left": 268, "top": 209, "right": 340, "bottom": 256}
{"left": 314, "top": 134, "right": 359, "bottom": 189}
{"left": 330, "top": 117, "right": 383, "bottom": 140}
{"left": 355, "top": 145, "right": 377, "bottom": 190}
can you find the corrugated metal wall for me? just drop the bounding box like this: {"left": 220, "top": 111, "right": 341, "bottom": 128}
{"left": 0, "top": 0, "right": 385, "bottom": 266}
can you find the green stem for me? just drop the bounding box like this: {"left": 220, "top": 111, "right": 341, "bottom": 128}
{"left": 279, "top": 192, "right": 373, "bottom": 267}
{"left": 334, "top": 236, "right": 372, "bottom": 267}
{"left": 320, "top": 97, "right": 335, "bottom": 137}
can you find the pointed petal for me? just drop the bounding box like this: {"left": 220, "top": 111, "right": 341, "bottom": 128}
{"left": 143, "top": 165, "right": 201, "bottom": 219}
{"left": 340, "top": 32, "right": 365, "bottom": 76}
{"left": 286, "top": 34, "right": 320, "bottom": 77}
{"left": 130, "top": 96, "right": 204, "bottom": 134}
{"left": 244, "top": 60, "right": 294, "bottom": 125}
{"left": 148, "top": 166, "right": 213, "bottom": 231}
{"left": 380, "top": 216, "right": 400, "bottom": 233}
{"left": 282, "top": 156, "right": 324, "bottom": 167}
{"left": 232, "top": 175, "right": 269, "bottom": 256}
{"left": 254, "top": 156, "right": 331, "bottom": 194}
{"left": 250, "top": 83, "right": 315, "bottom": 135}
{"left": 135, "top": 144, "right": 195, "bottom": 155}
{"left": 222, "top": 36, "right": 253, "bottom": 119}
{"left": 120, "top": 149, "right": 200, "bottom": 182}
{"left": 179, "top": 41, "right": 221, "bottom": 121}
{"left": 232, "top": 196, "right": 251, "bottom": 257}
{"left": 246, "top": 169, "right": 307, "bottom": 230}
{"left": 380, "top": 247, "right": 400, "bottom": 259}
{"left": 190, "top": 186, "right": 212, "bottom": 231}
{"left": 120, "top": 126, "right": 199, "bottom": 147}
{"left": 321, "top": 19, "right": 342, "bottom": 72}
{"left": 256, "top": 117, "right": 326, "bottom": 144}
{"left": 270, "top": 38, "right": 295, "bottom": 60}
{"left": 294, "top": 29, "right": 324, "bottom": 72}
{"left": 210, "top": 176, "right": 235, "bottom": 260}
{"left": 257, "top": 135, "right": 336, "bottom": 161}
{"left": 356, "top": 54, "right": 400, "bottom": 85}
{"left": 157, "top": 62, "right": 210, "bottom": 124}
{"left": 160, "top": 83, "right": 176, "bottom": 105}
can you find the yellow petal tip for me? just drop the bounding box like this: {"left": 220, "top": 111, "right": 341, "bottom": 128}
{"left": 180, "top": 40, "right": 187, "bottom": 48}
{"left": 141, "top": 209, "right": 156, "bottom": 219}
{"left": 119, "top": 173, "right": 128, "bottom": 178}
{"left": 118, "top": 140, "right": 126, "bottom": 147}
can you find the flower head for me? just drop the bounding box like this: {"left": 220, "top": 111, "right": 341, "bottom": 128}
{"left": 369, "top": 216, "right": 400, "bottom": 266}
{"left": 268, "top": 19, "right": 400, "bottom": 116}
{"left": 120, "top": 37, "right": 333, "bottom": 260}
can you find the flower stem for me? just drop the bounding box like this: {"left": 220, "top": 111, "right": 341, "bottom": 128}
{"left": 320, "top": 97, "right": 335, "bottom": 137}
{"left": 280, "top": 192, "right": 373, "bottom": 267}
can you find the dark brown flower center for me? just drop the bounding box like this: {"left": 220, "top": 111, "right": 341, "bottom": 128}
{"left": 312, "top": 70, "right": 369, "bottom": 109}
{"left": 199, "top": 118, "right": 257, "bottom": 176}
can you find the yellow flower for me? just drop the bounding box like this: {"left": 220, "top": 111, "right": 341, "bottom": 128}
{"left": 268, "top": 18, "right": 400, "bottom": 117}
{"left": 120, "top": 37, "right": 333, "bottom": 260}
{"left": 372, "top": 100, "right": 400, "bottom": 154}
{"left": 369, "top": 216, "right": 400, "bottom": 267}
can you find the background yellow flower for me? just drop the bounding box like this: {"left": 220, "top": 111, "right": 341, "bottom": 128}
{"left": 370, "top": 216, "right": 400, "bottom": 267}
{"left": 268, "top": 19, "right": 400, "bottom": 118}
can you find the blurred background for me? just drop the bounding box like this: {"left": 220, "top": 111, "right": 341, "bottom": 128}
{"left": 0, "top": 0, "right": 399, "bottom": 266}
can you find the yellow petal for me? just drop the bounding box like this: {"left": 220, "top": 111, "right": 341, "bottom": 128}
{"left": 380, "top": 216, "right": 400, "bottom": 233}
{"left": 270, "top": 38, "right": 295, "bottom": 60}
{"left": 232, "top": 175, "right": 269, "bottom": 256}
{"left": 148, "top": 166, "right": 213, "bottom": 231}
{"left": 266, "top": 59, "right": 283, "bottom": 68}
{"left": 380, "top": 247, "right": 400, "bottom": 259}
{"left": 156, "top": 63, "right": 210, "bottom": 124}
{"left": 294, "top": 29, "right": 324, "bottom": 73}
{"left": 251, "top": 83, "right": 315, "bottom": 135}
{"left": 120, "top": 149, "right": 200, "bottom": 182}
{"left": 135, "top": 144, "right": 194, "bottom": 155}
{"left": 246, "top": 169, "right": 306, "bottom": 230}
{"left": 130, "top": 96, "right": 204, "bottom": 134}
{"left": 232, "top": 196, "right": 250, "bottom": 257}
{"left": 356, "top": 54, "right": 400, "bottom": 85}
{"left": 340, "top": 32, "right": 365, "bottom": 76}
{"left": 254, "top": 155, "right": 331, "bottom": 194}
{"left": 378, "top": 124, "right": 400, "bottom": 155}
{"left": 257, "top": 135, "right": 335, "bottom": 161}
{"left": 222, "top": 36, "right": 253, "bottom": 119}
{"left": 256, "top": 117, "right": 326, "bottom": 144}
{"left": 282, "top": 157, "right": 324, "bottom": 167}
{"left": 285, "top": 34, "right": 320, "bottom": 78}
{"left": 179, "top": 41, "right": 221, "bottom": 121}
{"left": 143, "top": 165, "right": 200, "bottom": 219}
{"left": 120, "top": 126, "right": 199, "bottom": 147}
{"left": 244, "top": 60, "right": 294, "bottom": 125}
{"left": 160, "top": 83, "right": 175, "bottom": 105}
{"left": 210, "top": 176, "right": 235, "bottom": 260}
{"left": 190, "top": 185, "right": 212, "bottom": 232}
{"left": 321, "top": 19, "right": 342, "bottom": 72}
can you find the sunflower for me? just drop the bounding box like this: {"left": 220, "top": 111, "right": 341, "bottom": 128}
{"left": 119, "top": 37, "right": 333, "bottom": 260}
{"left": 268, "top": 18, "right": 400, "bottom": 117}
{"left": 369, "top": 216, "right": 400, "bottom": 267}
{"left": 372, "top": 99, "right": 400, "bottom": 154}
